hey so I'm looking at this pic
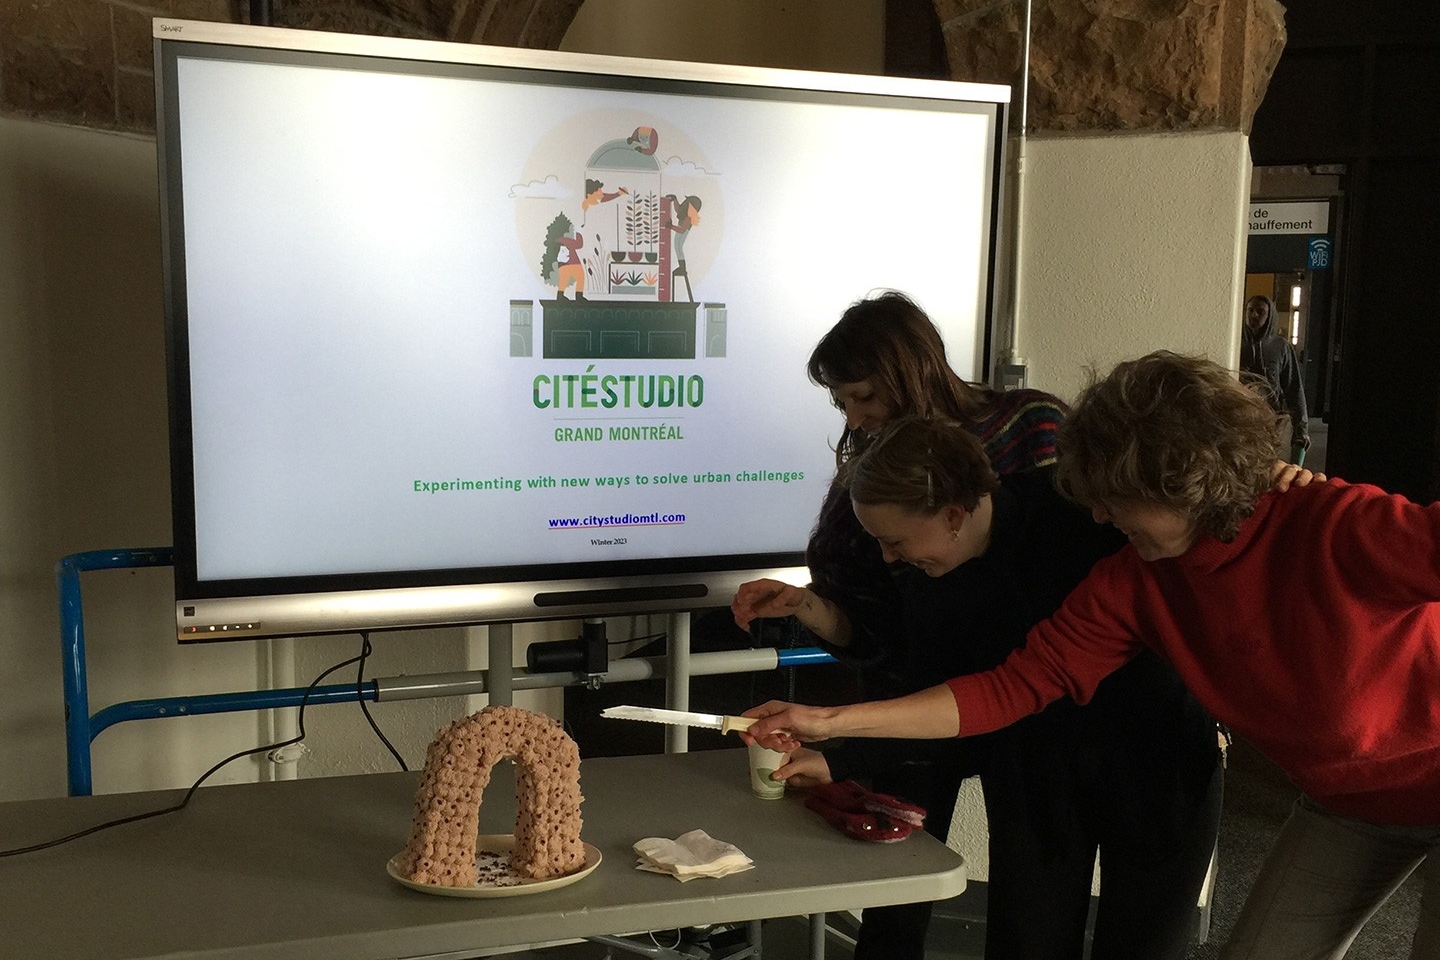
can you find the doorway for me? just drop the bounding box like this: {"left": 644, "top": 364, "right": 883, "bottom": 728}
{"left": 1245, "top": 166, "right": 1346, "bottom": 471}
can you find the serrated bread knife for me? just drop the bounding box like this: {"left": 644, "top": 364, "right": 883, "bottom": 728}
{"left": 601, "top": 704, "right": 757, "bottom": 735}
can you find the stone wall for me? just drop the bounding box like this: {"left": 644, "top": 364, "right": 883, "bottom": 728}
{"left": 0, "top": 0, "right": 1282, "bottom": 134}
{"left": 0, "top": 0, "right": 584, "bottom": 134}
{"left": 935, "top": 0, "right": 1285, "bottom": 133}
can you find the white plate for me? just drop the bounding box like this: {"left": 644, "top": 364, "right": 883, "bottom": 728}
{"left": 387, "top": 834, "right": 601, "bottom": 898}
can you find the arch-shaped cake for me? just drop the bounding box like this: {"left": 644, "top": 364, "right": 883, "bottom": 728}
{"left": 397, "top": 705, "right": 585, "bottom": 885}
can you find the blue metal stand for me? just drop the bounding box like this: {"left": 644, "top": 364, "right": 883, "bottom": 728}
{"left": 56, "top": 548, "right": 837, "bottom": 798}
{"left": 56, "top": 548, "right": 375, "bottom": 797}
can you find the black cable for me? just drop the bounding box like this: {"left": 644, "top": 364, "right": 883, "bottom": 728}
{"left": 0, "top": 643, "right": 367, "bottom": 858}
{"left": 609, "top": 630, "right": 665, "bottom": 647}
{"left": 354, "top": 632, "right": 407, "bottom": 771}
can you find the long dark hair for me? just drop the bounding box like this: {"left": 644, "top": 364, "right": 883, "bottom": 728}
{"left": 807, "top": 290, "right": 992, "bottom": 466}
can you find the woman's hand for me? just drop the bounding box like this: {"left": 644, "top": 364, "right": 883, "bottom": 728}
{"left": 773, "top": 746, "right": 833, "bottom": 789}
{"left": 740, "top": 700, "right": 839, "bottom": 752}
{"left": 744, "top": 686, "right": 961, "bottom": 746}
{"left": 733, "top": 579, "right": 852, "bottom": 646}
{"left": 731, "top": 578, "right": 809, "bottom": 630}
{"left": 1270, "top": 460, "right": 1327, "bottom": 491}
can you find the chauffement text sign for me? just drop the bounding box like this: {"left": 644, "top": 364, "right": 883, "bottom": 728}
{"left": 1248, "top": 200, "right": 1330, "bottom": 235}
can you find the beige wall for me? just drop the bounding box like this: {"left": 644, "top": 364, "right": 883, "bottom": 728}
{"left": 0, "top": 118, "right": 261, "bottom": 799}
{"left": 0, "top": 118, "right": 563, "bottom": 800}
{"left": 1016, "top": 130, "right": 1250, "bottom": 403}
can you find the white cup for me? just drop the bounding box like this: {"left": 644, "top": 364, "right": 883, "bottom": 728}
{"left": 747, "top": 742, "right": 788, "bottom": 800}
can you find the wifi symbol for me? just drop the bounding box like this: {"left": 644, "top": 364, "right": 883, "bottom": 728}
{"left": 1308, "top": 238, "right": 1333, "bottom": 269}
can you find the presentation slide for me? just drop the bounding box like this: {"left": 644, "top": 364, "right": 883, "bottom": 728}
{"left": 169, "top": 48, "right": 1000, "bottom": 585}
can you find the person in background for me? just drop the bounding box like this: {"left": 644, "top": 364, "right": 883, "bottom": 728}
{"left": 790, "top": 290, "right": 1073, "bottom": 960}
{"left": 1242, "top": 294, "right": 1309, "bottom": 463}
{"left": 734, "top": 415, "right": 1224, "bottom": 960}
{"left": 744, "top": 351, "right": 1439, "bottom": 960}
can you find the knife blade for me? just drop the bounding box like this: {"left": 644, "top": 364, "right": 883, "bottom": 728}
{"left": 601, "top": 704, "right": 756, "bottom": 735}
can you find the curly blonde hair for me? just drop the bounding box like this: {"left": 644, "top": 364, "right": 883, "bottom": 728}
{"left": 1054, "top": 351, "right": 1283, "bottom": 541}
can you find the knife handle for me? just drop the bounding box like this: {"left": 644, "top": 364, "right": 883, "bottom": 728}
{"left": 721, "top": 715, "right": 757, "bottom": 735}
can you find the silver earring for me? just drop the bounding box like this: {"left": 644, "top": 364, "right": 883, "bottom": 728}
{"left": 950, "top": 529, "right": 961, "bottom": 542}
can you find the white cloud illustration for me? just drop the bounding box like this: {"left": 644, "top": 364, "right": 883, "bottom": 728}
{"left": 659, "top": 156, "right": 719, "bottom": 178}
{"left": 510, "top": 175, "right": 570, "bottom": 199}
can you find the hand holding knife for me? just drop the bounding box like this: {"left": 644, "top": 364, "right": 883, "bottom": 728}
{"left": 601, "top": 705, "right": 758, "bottom": 736}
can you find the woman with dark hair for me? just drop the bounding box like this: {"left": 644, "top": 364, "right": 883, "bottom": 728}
{"left": 741, "top": 291, "right": 1221, "bottom": 960}
{"left": 806, "top": 290, "right": 1061, "bottom": 475}
{"left": 804, "top": 291, "right": 1068, "bottom": 652}
{"left": 744, "top": 351, "right": 1440, "bottom": 960}
{"left": 800, "top": 293, "right": 1070, "bottom": 959}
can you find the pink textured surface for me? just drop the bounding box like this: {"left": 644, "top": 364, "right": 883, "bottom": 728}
{"left": 397, "top": 705, "right": 585, "bottom": 886}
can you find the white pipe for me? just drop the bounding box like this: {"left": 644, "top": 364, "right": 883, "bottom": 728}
{"left": 1002, "top": 0, "right": 1035, "bottom": 368}
{"left": 1020, "top": 0, "right": 1032, "bottom": 135}
{"left": 262, "top": 636, "right": 299, "bottom": 781}
{"left": 488, "top": 622, "right": 514, "bottom": 706}
{"left": 665, "top": 611, "right": 691, "bottom": 753}
{"left": 373, "top": 647, "right": 787, "bottom": 701}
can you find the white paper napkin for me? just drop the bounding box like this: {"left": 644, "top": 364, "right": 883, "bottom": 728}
{"left": 633, "top": 829, "right": 754, "bottom": 881}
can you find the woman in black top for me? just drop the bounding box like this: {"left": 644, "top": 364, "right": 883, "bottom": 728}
{"left": 794, "top": 290, "right": 1073, "bottom": 959}
{"left": 735, "top": 418, "right": 1222, "bottom": 960}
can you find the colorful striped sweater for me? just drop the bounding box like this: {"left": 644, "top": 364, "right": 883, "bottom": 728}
{"left": 972, "top": 388, "right": 1068, "bottom": 474}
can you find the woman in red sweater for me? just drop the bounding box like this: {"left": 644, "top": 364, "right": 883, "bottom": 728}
{"left": 744, "top": 351, "right": 1439, "bottom": 960}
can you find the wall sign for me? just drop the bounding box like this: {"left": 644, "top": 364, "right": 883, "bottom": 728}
{"left": 1249, "top": 200, "right": 1331, "bottom": 235}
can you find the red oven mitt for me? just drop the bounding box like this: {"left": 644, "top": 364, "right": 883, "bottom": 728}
{"left": 803, "top": 780, "right": 926, "bottom": 843}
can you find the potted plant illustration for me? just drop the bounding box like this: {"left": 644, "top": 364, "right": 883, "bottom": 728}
{"left": 539, "top": 212, "right": 574, "bottom": 290}
{"left": 638, "top": 193, "right": 660, "bottom": 262}
{"left": 625, "top": 193, "right": 664, "bottom": 262}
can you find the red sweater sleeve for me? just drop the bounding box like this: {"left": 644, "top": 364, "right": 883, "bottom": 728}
{"left": 945, "top": 552, "right": 1147, "bottom": 736}
{"left": 1321, "top": 481, "right": 1440, "bottom": 605}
